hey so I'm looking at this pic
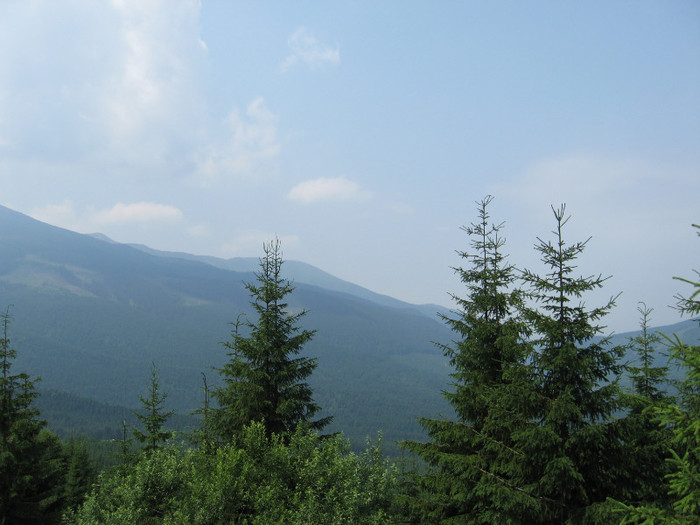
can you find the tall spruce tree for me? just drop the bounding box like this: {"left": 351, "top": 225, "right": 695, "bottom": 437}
{"left": 614, "top": 224, "right": 700, "bottom": 523}
{"left": 62, "top": 438, "right": 97, "bottom": 512}
{"left": 132, "top": 363, "right": 174, "bottom": 453}
{"left": 627, "top": 303, "right": 669, "bottom": 403}
{"left": 402, "top": 197, "right": 535, "bottom": 523}
{"left": 0, "top": 307, "right": 66, "bottom": 524}
{"left": 212, "top": 239, "right": 331, "bottom": 442}
{"left": 518, "top": 205, "right": 626, "bottom": 523}
{"left": 617, "top": 303, "right": 672, "bottom": 508}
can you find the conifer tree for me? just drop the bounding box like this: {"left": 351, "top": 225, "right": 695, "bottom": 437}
{"left": 32, "top": 429, "right": 69, "bottom": 522}
{"left": 402, "top": 197, "right": 534, "bottom": 523}
{"left": 191, "top": 372, "right": 214, "bottom": 454}
{"left": 614, "top": 224, "right": 700, "bottom": 523}
{"left": 627, "top": 303, "right": 669, "bottom": 403}
{"left": 648, "top": 339, "right": 700, "bottom": 523}
{"left": 62, "top": 438, "right": 97, "bottom": 511}
{"left": 618, "top": 303, "right": 672, "bottom": 507}
{"left": 518, "top": 205, "right": 626, "bottom": 523}
{"left": 0, "top": 307, "right": 66, "bottom": 524}
{"left": 132, "top": 363, "right": 174, "bottom": 453}
{"left": 212, "top": 239, "right": 331, "bottom": 442}
{"left": 118, "top": 419, "right": 133, "bottom": 466}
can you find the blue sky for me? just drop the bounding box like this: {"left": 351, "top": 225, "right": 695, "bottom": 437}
{"left": 1, "top": 1, "right": 698, "bottom": 332}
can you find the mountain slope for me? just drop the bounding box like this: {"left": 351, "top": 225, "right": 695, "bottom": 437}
{"left": 1, "top": 205, "right": 696, "bottom": 453}
{"left": 0, "top": 205, "right": 452, "bottom": 451}
{"left": 125, "top": 241, "right": 449, "bottom": 321}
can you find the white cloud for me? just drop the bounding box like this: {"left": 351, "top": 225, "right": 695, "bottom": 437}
{"left": 186, "top": 224, "right": 210, "bottom": 237}
{"left": 93, "top": 202, "right": 183, "bottom": 225}
{"left": 0, "top": 0, "right": 205, "bottom": 169}
{"left": 29, "top": 199, "right": 190, "bottom": 250}
{"left": 30, "top": 200, "right": 81, "bottom": 230}
{"left": 196, "top": 97, "right": 280, "bottom": 183}
{"left": 281, "top": 27, "right": 340, "bottom": 72}
{"left": 103, "top": 0, "right": 204, "bottom": 156}
{"left": 287, "top": 177, "right": 372, "bottom": 204}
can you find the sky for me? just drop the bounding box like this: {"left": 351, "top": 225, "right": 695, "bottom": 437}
{"left": 0, "top": 1, "right": 698, "bottom": 333}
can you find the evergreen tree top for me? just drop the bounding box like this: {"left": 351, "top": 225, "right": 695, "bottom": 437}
{"left": 132, "top": 363, "right": 174, "bottom": 453}
{"left": 213, "top": 238, "right": 330, "bottom": 442}
{"left": 522, "top": 204, "right": 620, "bottom": 347}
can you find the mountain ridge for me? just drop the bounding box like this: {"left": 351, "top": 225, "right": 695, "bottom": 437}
{"left": 0, "top": 204, "right": 453, "bottom": 451}
{"left": 1, "top": 204, "right": 696, "bottom": 453}
{"left": 88, "top": 233, "right": 450, "bottom": 321}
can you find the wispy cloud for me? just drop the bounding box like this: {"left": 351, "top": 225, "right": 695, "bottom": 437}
{"left": 30, "top": 200, "right": 81, "bottom": 230}
{"left": 288, "top": 177, "right": 372, "bottom": 204}
{"left": 93, "top": 202, "right": 183, "bottom": 225}
{"left": 103, "top": 0, "right": 205, "bottom": 162}
{"left": 281, "top": 27, "right": 340, "bottom": 72}
{"left": 30, "top": 201, "right": 184, "bottom": 231}
{"left": 196, "top": 97, "right": 280, "bottom": 183}
{"left": 185, "top": 224, "right": 210, "bottom": 238}
{"left": 0, "top": 0, "right": 205, "bottom": 170}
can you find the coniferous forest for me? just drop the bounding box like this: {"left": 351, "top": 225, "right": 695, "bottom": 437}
{"left": 1, "top": 199, "right": 698, "bottom": 524}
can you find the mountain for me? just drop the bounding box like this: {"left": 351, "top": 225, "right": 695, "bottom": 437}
{"left": 1, "top": 205, "right": 696, "bottom": 454}
{"left": 0, "top": 205, "right": 453, "bottom": 452}
{"left": 121, "top": 241, "right": 450, "bottom": 321}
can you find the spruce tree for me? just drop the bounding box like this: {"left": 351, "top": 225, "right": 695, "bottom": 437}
{"left": 618, "top": 303, "right": 672, "bottom": 507}
{"left": 518, "top": 205, "right": 626, "bottom": 523}
{"left": 614, "top": 224, "right": 700, "bottom": 523}
{"left": 0, "top": 307, "right": 66, "bottom": 524}
{"left": 191, "top": 372, "right": 214, "bottom": 454}
{"left": 62, "top": 438, "right": 97, "bottom": 512}
{"left": 118, "top": 419, "right": 134, "bottom": 467}
{"left": 649, "top": 224, "right": 699, "bottom": 521}
{"left": 132, "top": 363, "right": 174, "bottom": 453}
{"left": 212, "top": 239, "right": 331, "bottom": 442}
{"left": 402, "top": 197, "right": 534, "bottom": 523}
{"left": 627, "top": 303, "right": 669, "bottom": 403}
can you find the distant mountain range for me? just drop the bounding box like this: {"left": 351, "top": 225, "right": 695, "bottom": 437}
{"left": 0, "top": 204, "right": 454, "bottom": 452}
{"left": 89, "top": 233, "right": 450, "bottom": 321}
{"left": 0, "top": 204, "right": 697, "bottom": 453}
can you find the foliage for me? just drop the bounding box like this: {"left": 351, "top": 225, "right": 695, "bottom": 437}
{"left": 626, "top": 304, "right": 669, "bottom": 403}
{"left": 132, "top": 363, "right": 174, "bottom": 454}
{"left": 401, "top": 197, "right": 535, "bottom": 522}
{"left": 612, "top": 224, "right": 700, "bottom": 524}
{"left": 2, "top": 218, "right": 453, "bottom": 454}
{"left": 402, "top": 202, "right": 634, "bottom": 524}
{"left": 189, "top": 372, "right": 215, "bottom": 454}
{"left": 213, "top": 239, "right": 331, "bottom": 442}
{"left": 612, "top": 343, "right": 700, "bottom": 524}
{"left": 616, "top": 304, "right": 673, "bottom": 507}
{"left": 517, "top": 205, "right": 627, "bottom": 523}
{"left": 62, "top": 437, "right": 98, "bottom": 512}
{"left": 0, "top": 307, "right": 66, "bottom": 524}
{"left": 67, "top": 423, "right": 397, "bottom": 524}
{"left": 653, "top": 343, "right": 700, "bottom": 522}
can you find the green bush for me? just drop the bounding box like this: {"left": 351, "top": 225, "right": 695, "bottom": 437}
{"left": 67, "top": 423, "right": 397, "bottom": 524}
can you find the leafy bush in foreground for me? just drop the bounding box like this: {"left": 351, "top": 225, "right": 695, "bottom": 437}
{"left": 67, "top": 423, "right": 396, "bottom": 524}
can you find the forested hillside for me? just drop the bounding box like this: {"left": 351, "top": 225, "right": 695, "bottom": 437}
{"left": 0, "top": 204, "right": 453, "bottom": 451}
{"left": 0, "top": 203, "right": 697, "bottom": 524}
